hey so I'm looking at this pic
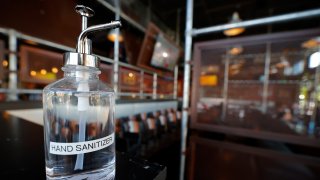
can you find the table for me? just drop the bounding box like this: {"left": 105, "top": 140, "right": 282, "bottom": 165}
{"left": 0, "top": 111, "right": 166, "bottom": 179}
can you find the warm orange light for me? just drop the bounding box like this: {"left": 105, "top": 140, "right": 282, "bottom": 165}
{"left": 223, "top": 12, "right": 245, "bottom": 37}
{"left": 200, "top": 75, "right": 218, "bottom": 86}
{"left": 40, "top": 69, "right": 47, "bottom": 75}
{"left": 25, "top": 40, "right": 38, "bottom": 45}
{"left": 52, "top": 67, "right": 58, "bottom": 74}
{"left": 107, "top": 31, "right": 124, "bottom": 42}
{"left": 230, "top": 63, "right": 242, "bottom": 70}
{"left": 230, "top": 69, "right": 240, "bottom": 76}
{"left": 223, "top": 27, "right": 245, "bottom": 36}
{"left": 205, "top": 65, "right": 219, "bottom": 73}
{"left": 30, "top": 70, "right": 37, "bottom": 76}
{"left": 302, "top": 39, "right": 318, "bottom": 48}
{"left": 229, "top": 46, "right": 243, "bottom": 55}
{"left": 2, "top": 60, "right": 8, "bottom": 67}
{"left": 123, "top": 72, "right": 137, "bottom": 85}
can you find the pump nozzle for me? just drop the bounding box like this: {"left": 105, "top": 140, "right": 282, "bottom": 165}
{"left": 77, "top": 21, "right": 122, "bottom": 54}
{"left": 75, "top": 5, "right": 95, "bottom": 31}
{"left": 63, "top": 5, "right": 121, "bottom": 69}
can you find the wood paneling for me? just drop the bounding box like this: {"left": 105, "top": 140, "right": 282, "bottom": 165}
{"left": 20, "top": 45, "right": 63, "bottom": 84}
{"left": 0, "top": 0, "right": 79, "bottom": 47}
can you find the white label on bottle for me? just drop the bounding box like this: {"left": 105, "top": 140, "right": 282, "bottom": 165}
{"left": 50, "top": 133, "right": 114, "bottom": 155}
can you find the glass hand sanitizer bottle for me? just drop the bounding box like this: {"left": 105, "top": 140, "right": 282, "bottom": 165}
{"left": 42, "top": 5, "right": 121, "bottom": 180}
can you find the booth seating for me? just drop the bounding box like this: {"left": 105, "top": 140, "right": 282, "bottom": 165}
{"left": 115, "top": 108, "right": 181, "bottom": 157}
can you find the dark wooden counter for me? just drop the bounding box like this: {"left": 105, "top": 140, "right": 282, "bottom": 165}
{"left": 0, "top": 111, "right": 166, "bottom": 179}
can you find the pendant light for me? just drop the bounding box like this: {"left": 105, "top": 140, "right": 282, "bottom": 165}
{"left": 223, "top": 12, "right": 245, "bottom": 36}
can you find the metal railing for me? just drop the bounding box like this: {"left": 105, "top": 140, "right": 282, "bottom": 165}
{"left": 0, "top": 27, "right": 179, "bottom": 100}
{"left": 180, "top": 3, "right": 320, "bottom": 180}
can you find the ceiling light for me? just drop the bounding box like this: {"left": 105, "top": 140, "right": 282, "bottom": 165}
{"left": 2, "top": 60, "right": 8, "bottom": 67}
{"left": 107, "top": 29, "right": 124, "bottom": 42}
{"left": 223, "top": 12, "right": 245, "bottom": 37}
{"left": 51, "top": 67, "right": 58, "bottom": 74}
{"left": 40, "top": 69, "right": 47, "bottom": 75}
{"left": 224, "top": 28, "right": 245, "bottom": 36}
{"left": 30, "top": 70, "right": 37, "bottom": 76}
{"left": 128, "top": 72, "right": 134, "bottom": 78}
{"left": 162, "top": 52, "right": 168, "bottom": 58}
{"left": 228, "top": 46, "right": 243, "bottom": 55}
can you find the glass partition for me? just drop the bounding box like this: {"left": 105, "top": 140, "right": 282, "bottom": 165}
{"left": 192, "top": 29, "right": 320, "bottom": 141}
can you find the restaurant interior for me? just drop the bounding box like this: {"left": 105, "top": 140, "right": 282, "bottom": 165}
{"left": 0, "top": 0, "right": 320, "bottom": 179}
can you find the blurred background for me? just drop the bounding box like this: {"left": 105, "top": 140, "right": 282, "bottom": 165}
{"left": 0, "top": 0, "right": 320, "bottom": 179}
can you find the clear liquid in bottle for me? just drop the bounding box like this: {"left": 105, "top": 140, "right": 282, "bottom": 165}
{"left": 43, "top": 66, "right": 115, "bottom": 180}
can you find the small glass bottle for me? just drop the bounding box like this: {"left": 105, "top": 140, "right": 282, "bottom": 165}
{"left": 42, "top": 5, "right": 121, "bottom": 180}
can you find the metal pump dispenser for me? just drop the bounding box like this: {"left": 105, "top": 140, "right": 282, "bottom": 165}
{"left": 43, "top": 5, "right": 120, "bottom": 180}
{"left": 64, "top": 5, "right": 121, "bottom": 68}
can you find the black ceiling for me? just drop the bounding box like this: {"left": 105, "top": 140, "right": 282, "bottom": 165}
{"left": 139, "top": 0, "right": 320, "bottom": 42}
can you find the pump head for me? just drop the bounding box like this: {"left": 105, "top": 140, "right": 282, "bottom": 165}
{"left": 63, "top": 5, "right": 121, "bottom": 68}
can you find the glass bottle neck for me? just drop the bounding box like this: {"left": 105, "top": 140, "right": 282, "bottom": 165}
{"left": 62, "top": 65, "right": 100, "bottom": 80}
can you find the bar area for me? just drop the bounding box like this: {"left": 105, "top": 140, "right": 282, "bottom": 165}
{"left": 0, "top": 0, "right": 320, "bottom": 179}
